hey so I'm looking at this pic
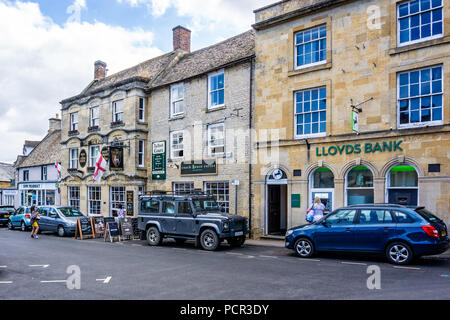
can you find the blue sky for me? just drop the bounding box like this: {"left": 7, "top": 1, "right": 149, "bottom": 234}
{"left": 0, "top": 0, "right": 274, "bottom": 163}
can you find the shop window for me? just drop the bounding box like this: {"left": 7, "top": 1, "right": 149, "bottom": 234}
{"left": 68, "top": 186, "right": 80, "bottom": 210}
{"left": 346, "top": 166, "right": 374, "bottom": 205}
{"left": 110, "top": 186, "right": 125, "bottom": 217}
{"left": 312, "top": 168, "right": 334, "bottom": 188}
{"left": 387, "top": 165, "right": 418, "bottom": 206}
{"left": 204, "top": 181, "right": 229, "bottom": 213}
{"left": 88, "top": 186, "right": 101, "bottom": 216}
{"left": 173, "top": 182, "right": 194, "bottom": 195}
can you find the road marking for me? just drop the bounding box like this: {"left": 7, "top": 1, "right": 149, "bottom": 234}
{"left": 440, "top": 275, "right": 449, "bottom": 278}
{"left": 29, "top": 264, "right": 49, "bottom": 268}
{"left": 341, "top": 262, "right": 368, "bottom": 266}
{"left": 40, "top": 280, "right": 67, "bottom": 283}
{"left": 296, "top": 258, "right": 321, "bottom": 262}
{"left": 131, "top": 244, "right": 142, "bottom": 247}
{"left": 226, "top": 252, "right": 243, "bottom": 256}
{"left": 259, "top": 255, "right": 278, "bottom": 259}
{"left": 393, "top": 266, "right": 421, "bottom": 270}
{"left": 0, "top": 265, "right": 7, "bottom": 268}
{"left": 96, "top": 276, "right": 112, "bottom": 284}
{"left": 0, "top": 281, "right": 13, "bottom": 284}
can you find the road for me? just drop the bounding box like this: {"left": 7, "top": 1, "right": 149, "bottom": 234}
{"left": 0, "top": 227, "right": 449, "bottom": 300}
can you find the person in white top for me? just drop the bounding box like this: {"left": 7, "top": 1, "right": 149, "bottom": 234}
{"left": 112, "top": 204, "right": 126, "bottom": 223}
{"left": 307, "top": 197, "right": 326, "bottom": 222}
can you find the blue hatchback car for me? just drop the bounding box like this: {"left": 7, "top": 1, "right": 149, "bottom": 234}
{"left": 285, "top": 204, "right": 449, "bottom": 265}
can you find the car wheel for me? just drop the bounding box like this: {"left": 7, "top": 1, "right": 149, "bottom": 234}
{"left": 228, "top": 236, "right": 246, "bottom": 247}
{"left": 7, "top": 220, "right": 14, "bottom": 230}
{"left": 175, "top": 238, "right": 186, "bottom": 245}
{"left": 294, "top": 238, "right": 315, "bottom": 258}
{"left": 58, "top": 226, "right": 66, "bottom": 237}
{"left": 386, "top": 242, "right": 413, "bottom": 265}
{"left": 146, "top": 227, "right": 162, "bottom": 246}
{"left": 200, "top": 229, "right": 219, "bottom": 251}
{"left": 21, "top": 221, "right": 27, "bottom": 232}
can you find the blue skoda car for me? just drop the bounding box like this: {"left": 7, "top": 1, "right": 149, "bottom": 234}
{"left": 285, "top": 204, "right": 449, "bottom": 265}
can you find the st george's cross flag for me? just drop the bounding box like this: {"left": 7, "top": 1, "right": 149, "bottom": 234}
{"left": 54, "top": 161, "right": 63, "bottom": 180}
{"left": 93, "top": 153, "right": 107, "bottom": 181}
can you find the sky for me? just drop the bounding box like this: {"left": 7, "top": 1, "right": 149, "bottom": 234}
{"left": 0, "top": 0, "right": 274, "bottom": 163}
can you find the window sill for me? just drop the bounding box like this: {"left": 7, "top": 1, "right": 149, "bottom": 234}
{"left": 169, "top": 115, "right": 185, "bottom": 121}
{"left": 389, "top": 36, "right": 450, "bottom": 55}
{"left": 398, "top": 121, "right": 443, "bottom": 130}
{"left": 88, "top": 126, "right": 99, "bottom": 132}
{"left": 206, "top": 105, "right": 226, "bottom": 113}
{"left": 68, "top": 130, "right": 79, "bottom": 136}
{"left": 289, "top": 62, "right": 332, "bottom": 77}
{"left": 110, "top": 121, "right": 125, "bottom": 128}
{"left": 294, "top": 133, "right": 327, "bottom": 140}
{"left": 137, "top": 121, "right": 148, "bottom": 125}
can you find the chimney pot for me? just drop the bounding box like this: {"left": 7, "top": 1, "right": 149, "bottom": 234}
{"left": 173, "top": 26, "right": 191, "bottom": 52}
{"left": 94, "top": 60, "right": 107, "bottom": 80}
{"left": 48, "top": 116, "right": 61, "bottom": 133}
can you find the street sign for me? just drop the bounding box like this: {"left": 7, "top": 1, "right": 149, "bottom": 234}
{"left": 152, "top": 141, "right": 166, "bottom": 180}
{"left": 232, "top": 180, "right": 240, "bottom": 186}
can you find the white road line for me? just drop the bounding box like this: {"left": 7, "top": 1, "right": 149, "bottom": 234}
{"left": 393, "top": 266, "right": 421, "bottom": 270}
{"left": 0, "top": 265, "right": 7, "bottom": 268}
{"left": 0, "top": 281, "right": 13, "bottom": 284}
{"left": 226, "top": 252, "right": 243, "bottom": 256}
{"left": 259, "top": 255, "right": 278, "bottom": 259}
{"left": 341, "top": 262, "right": 368, "bottom": 266}
{"left": 29, "top": 264, "right": 49, "bottom": 268}
{"left": 40, "top": 280, "right": 67, "bottom": 283}
{"left": 96, "top": 276, "right": 112, "bottom": 284}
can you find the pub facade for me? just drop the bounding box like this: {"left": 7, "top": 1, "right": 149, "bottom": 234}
{"left": 251, "top": 0, "right": 450, "bottom": 237}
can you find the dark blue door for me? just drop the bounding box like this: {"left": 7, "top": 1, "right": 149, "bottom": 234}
{"left": 314, "top": 209, "right": 358, "bottom": 251}
{"left": 353, "top": 209, "right": 396, "bottom": 252}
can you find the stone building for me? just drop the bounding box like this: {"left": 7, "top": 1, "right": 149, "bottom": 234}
{"left": 15, "top": 116, "right": 62, "bottom": 207}
{"left": 146, "top": 29, "right": 255, "bottom": 220}
{"left": 0, "top": 163, "right": 15, "bottom": 206}
{"left": 251, "top": 0, "right": 449, "bottom": 237}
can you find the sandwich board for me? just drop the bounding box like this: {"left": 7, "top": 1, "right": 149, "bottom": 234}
{"left": 104, "top": 220, "right": 120, "bottom": 243}
{"left": 74, "top": 217, "right": 94, "bottom": 240}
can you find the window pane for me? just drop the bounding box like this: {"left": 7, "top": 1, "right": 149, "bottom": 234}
{"left": 313, "top": 168, "right": 334, "bottom": 188}
{"left": 325, "top": 210, "right": 356, "bottom": 225}
{"left": 359, "top": 210, "right": 384, "bottom": 224}
{"left": 347, "top": 166, "right": 373, "bottom": 188}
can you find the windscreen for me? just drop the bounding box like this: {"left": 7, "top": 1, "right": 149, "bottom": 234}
{"left": 59, "top": 207, "right": 84, "bottom": 217}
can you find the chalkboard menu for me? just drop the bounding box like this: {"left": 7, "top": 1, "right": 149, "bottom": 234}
{"left": 75, "top": 217, "right": 93, "bottom": 240}
{"left": 104, "top": 221, "right": 120, "bottom": 242}
{"left": 120, "top": 218, "right": 133, "bottom": 238}
{"left": 131, "top": 218, "right": 140, "bottom": 237}
{"left": 91, "top": 216, "right": 105, "bottom": 237}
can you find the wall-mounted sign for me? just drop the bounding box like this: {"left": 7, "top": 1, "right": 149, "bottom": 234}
{"left": 152, "top": 141, "right": 166, "bottom": 180}
{"left": 291, "top": 194, "right": 301, "bottom": 208}
{"left": 352, "top": 110, "right": 359, "bottom": 133}
{"left": 316, "top": 140, "right": 403, "bottom": 157}
{"left": 126, "top": 191, "right": 134, "bottom": 216}
{"left": 79, "top": 149, "right": 87, "bottom": 168}
{"left": 110, "top": 146, "right": 124, "bottom": 170}
{"left": 101, "top": 147, "right": 109, "bottom": 162}
{"left": 180, "top": 160, "right": 217, "bottom": 176}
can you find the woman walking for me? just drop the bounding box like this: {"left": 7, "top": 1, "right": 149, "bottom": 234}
{"left": 30, "top": 206, "right": 41, "bottom": 239}
{"left": 307, "top": 197, "right": 326, "bottom": 223}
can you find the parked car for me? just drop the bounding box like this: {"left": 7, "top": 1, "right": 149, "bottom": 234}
{"left": 0, "top": 206, "right": 15, "bottom": 226}
{"left": 8, "top": 206, "right": 31, "bottom": 231}
{"left": 37, "top": 206, "right": 86, "bottom": 237}
{"left": 138, "top": 190, "right": 248, "bottom": 251}
{"left": 285, "top": 204, "right": 449, "bottom": 265}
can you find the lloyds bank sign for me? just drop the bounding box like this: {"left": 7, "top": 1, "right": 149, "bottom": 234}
{"left": 316, "top": 140, "right": 403, "bottom": 157}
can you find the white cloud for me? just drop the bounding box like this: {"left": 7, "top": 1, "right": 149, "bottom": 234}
{"left": 0, "top": 0, "right": 163, "bottom": 163}
{"left": 117, "top": 0, "right": 274, "bottom": 32}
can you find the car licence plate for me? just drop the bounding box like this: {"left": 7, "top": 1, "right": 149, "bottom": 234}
{"left": 235, "top": 231, "right": 243, "bottom": 236}
{"left": 442, "top": 231, "right": 447, "bottom": 237}
{"left": 4, "top": 215, "right": 10, "bottom": 218}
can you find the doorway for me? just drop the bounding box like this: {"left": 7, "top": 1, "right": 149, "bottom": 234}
{"left": 267, "top": 184, "right": 287, "bottom": 235}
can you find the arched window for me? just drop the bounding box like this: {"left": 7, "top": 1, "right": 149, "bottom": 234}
{"left": 310, "top": 167, "right": 334, "bottom": 212}
{"left": 346, "top": 166, "right": 374, "bottom": 205}
{"left": 386, "top": 165, "right": 418, "bottom": 206}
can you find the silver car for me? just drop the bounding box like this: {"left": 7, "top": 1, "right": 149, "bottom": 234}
{"left": 37, "top": 206, "right": 86, "bottom": 237}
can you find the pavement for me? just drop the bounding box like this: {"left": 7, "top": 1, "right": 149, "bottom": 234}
{"left": 1, "top": 227, "right": 449, "bottom": 300}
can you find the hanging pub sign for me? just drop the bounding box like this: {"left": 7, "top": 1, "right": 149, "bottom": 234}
{"left": 79, "top": 149, "right": 87, "bottom": 168}
{"left": 109, "top": 146, "right": 124, "bottom": 170}
{"left": 152, "top": 141, "right": 166, "bottom": 180}
{"left": 180, "top": 160, "right": 217, "bottom": 176}
{"left": 101, "top": 147, "right": 109, "bottom": 162}
{"left": 352, "top": 110, "right": 359, "bottom": 134}
{"left": 126, "top": 191, "right": 134, "bottom": 216}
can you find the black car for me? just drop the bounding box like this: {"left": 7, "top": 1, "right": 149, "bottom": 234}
{"left": 137, "top": 190, "right": 248, "bottom": 251}
{"left": 0, "top": 206, "right": 15, "bottom": 226}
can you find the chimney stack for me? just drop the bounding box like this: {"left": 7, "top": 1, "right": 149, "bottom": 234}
{"left": 173, "top": 26, "right": 191, "bottom": 52}
{"left": 48, "top": 114, "right": 61, "bottom": 133}
{"left": 94, "top": 60, "right": 107, "bottom": 80}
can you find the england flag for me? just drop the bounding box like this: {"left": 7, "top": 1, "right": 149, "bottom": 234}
{"left": 93, "top": 153, "right": 107, "bottom": 181}
{"left": 54, "top": 161, "right": 63, "bottom": 179}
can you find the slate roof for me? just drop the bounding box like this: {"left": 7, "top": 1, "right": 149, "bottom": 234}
{"left": 61, "top": 51, "right": 180, "bottom": 104}
{"left": 149, "top": 30, "right": 255, "bottom": 89}
{"left": 24, "top": 141, "right": 40, "bottom": 148}
{"left": 17, "top": 130, "right": 62, "bottom": 168}
{"left": 0, "top": 163, "right": 14, "bottom": 182}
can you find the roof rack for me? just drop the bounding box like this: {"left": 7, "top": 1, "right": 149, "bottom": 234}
{"left": 347, "top": 203, "right": 405, "bottom": 208}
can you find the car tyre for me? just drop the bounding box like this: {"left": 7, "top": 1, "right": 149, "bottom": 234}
{"left": 200, "top": 229, "right": 219, "bottom": 251}
{"left": 58, "top": 226, "right": 66, "bottom": 237}
{"left": 386, "top": 242, "right": 413, "bottom": 265}
{"left": 146, "top": 227, "right": 162, "bottom": 246}
{"left": 7, "top": 220, "right": 14, "bottom": 230}
{"left": 228, "top": 236, "right": 246, "bottom": 247}
{"left": 294, "top": 238, "right": 315, "bottom": 258}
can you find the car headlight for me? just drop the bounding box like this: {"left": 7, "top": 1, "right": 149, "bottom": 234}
{"left": 285, "top": 230, "right": 293, "bottom": 237}
{"left": 222, "top": 221, "right": 229, "bottom": 231}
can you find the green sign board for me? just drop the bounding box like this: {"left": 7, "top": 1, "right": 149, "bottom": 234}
{"left": 316, "top": 140, "right": 403, "bottom": 157}
{"left": 291, "top": 194, "right": 301, "bottom": 208}
{"left": 180, "top": 160, "right": 217, "bottom": 176}
{"left": 152, "top": 141, "right": 166, "bottom": 180}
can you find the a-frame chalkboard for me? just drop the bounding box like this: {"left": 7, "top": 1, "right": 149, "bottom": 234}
{"left": 74, "top": 217, "right": 94, "bottom": 240}
{"left": 104, "top": 221, "right": 121, "bottom": 243}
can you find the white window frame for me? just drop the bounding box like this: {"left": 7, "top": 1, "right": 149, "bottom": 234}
{"left": 344, "top": 166, "right": 375, "bottom": 206}
{"left": 88, "top": 186, "right": 102, "bottom": 216}
{"left": 208, "top": 69, "right": 225, "bottom": 109}
{"left": 207, "top": 123, "right": 225, "bottom": 157}
{"left": 112, "top": 100, "right": 124, "bottom": 123}
{"left": 41, "top": 166, "right": 47, "bottom": 181}
{"left": 173, "top": 182, "right": 194, "bottom": 195}
{"left": 89, "top": 145, "right": 100, "bottom": 167}
{"left": 294, "top": 87, "right": 327, "bottom": 139}
{"left": 110, "top": 186, "right": 126, "bottom": 217}
{"left": 170, "top": 83, "right": 185, "bottom": 117}
{"left": 90, "top": 106, "right": 100, "bottom": 127}
{"left": 397, "top": 65, "right": 444, "bottom": 129}
{"left": 138, "top": 140, "right": 145, "bottom": 167}
{"left": 294, "top": 24, "right": 327, "bottom": 70}
{"left": 69, "top": 148, "right": 78, "bottom": 169}
{"left": 204, "top": 181, "right": 230, "bottom": 213}
{"left": 68, "top": 186, "right": 80, "bottom": 210}
{"left": 170, "top": 130, "right": 184, "bottom": 160}
{"left": 397, "top": 0, "right": 444, "bottom": 47}
{"left": 138, "top": 97, "right": 146, "bottom": 122}
{"left": 70, "top": 112, "right": 78, "bottom": 131}
{"left": 23, "top": 170, "right": 29, "bottom": 182}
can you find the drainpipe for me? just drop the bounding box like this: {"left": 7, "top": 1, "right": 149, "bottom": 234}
{"left": 248, "top": 58, "right": 254, "bottom": 239}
